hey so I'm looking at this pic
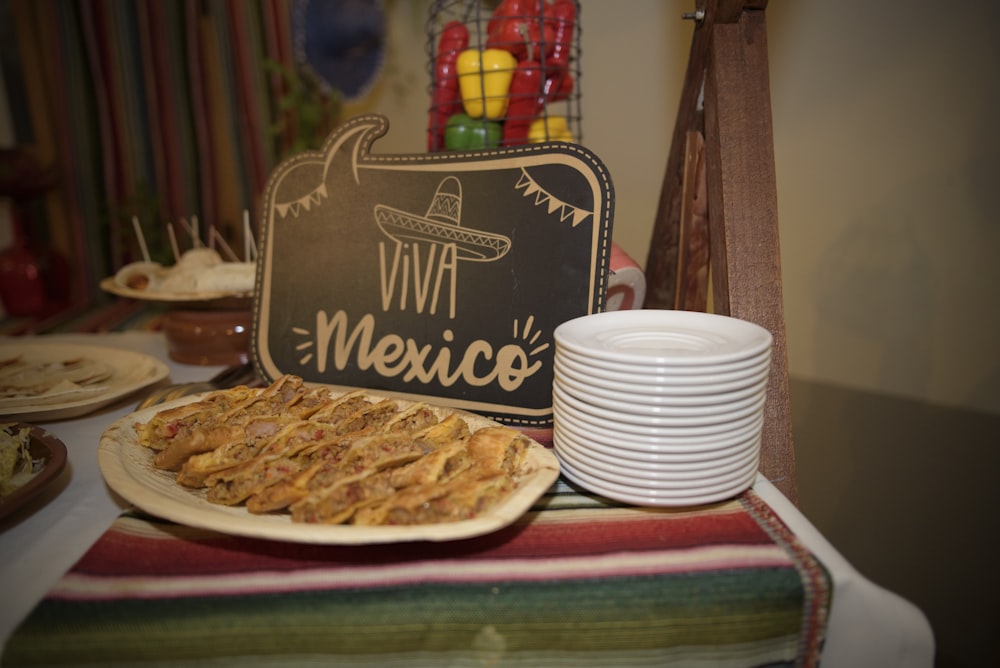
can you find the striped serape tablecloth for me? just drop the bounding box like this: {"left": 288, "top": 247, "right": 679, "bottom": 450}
{"left": 3, "top": 479, "right": 830, "bottom": 667}
{"left": 0, "top": 300, "right": 167, "bottom": 337}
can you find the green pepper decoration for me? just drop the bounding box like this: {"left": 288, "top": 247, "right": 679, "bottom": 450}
{"left": 444, "top": 113, "right": 502, "bottom": 150}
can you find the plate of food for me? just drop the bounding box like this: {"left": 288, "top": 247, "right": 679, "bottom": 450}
{"left": 0, "top": 342, "right": 170, "bottom": 421}
{"left": 98, "top": 374, "right": 561, "bottom": 544}
{"left": 0, "top": 422, "right": 68, "bottom": 519}
{"left": 101, "top": 247, "right": 255, "bottom": 304}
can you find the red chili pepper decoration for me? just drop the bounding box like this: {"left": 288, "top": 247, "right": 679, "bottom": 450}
{"left": 486, "top": 0, "right": 554, "bottom": 62}
{"left": 539, "top": 0, "right": 575, "bottom": 105}
{"left": 540, "top": 69, "right": 574, "bottom": 105}
{"left": 428, "top": 20, "right": 469, "bottom": 151}
{"left": 502, "top": 60, "right": 544, "bottom": 146}
{"left": 545, "top": 0, "right": 576, "bottom": 69}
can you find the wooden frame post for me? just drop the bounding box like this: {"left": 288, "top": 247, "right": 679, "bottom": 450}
{"left": 645, "top": 1, "right": 797, "bottom": 503}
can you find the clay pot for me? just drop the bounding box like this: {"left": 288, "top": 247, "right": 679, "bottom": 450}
{"left": 163, "top": 309, "right": 252, "bottom": 366}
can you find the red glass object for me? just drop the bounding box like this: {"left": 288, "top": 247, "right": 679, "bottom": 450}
{"left": 0, "top": 148, "right": 68, "bottom": 317}
{"left": 0, "top": 207, "right": 48, "bottom": 317}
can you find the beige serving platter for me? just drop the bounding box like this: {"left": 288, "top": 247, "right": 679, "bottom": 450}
{"left": 0, "top": 342, "right": 170, "bottom": 421}
{"left": 98, "top": 392, "right": 561, "bottom": 544}
{"left": 100, "top": 277, "right": 252, "bottom": 306}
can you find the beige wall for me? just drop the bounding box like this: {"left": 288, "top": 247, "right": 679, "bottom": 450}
{"left": 768, "top": 1, "right": 1000, "bottom": 416}
{"left": 366, "top": 0, "right": 1000, "bottom": 416}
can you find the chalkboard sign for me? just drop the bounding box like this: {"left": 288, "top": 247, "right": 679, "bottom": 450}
{"left": 252, "top": 114, "right": 614, "bottom": 429}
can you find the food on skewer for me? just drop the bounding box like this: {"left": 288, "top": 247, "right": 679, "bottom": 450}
{"left": 114, "top": 214, "right": 257, "bottom": 296}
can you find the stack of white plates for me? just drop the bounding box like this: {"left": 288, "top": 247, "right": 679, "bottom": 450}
{"left": 551, "top": 310, "right": 773, "bottom": 507}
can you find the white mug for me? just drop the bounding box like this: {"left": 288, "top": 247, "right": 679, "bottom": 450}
{"left": 606, "top": 243, "right": 646, "bottom": 311}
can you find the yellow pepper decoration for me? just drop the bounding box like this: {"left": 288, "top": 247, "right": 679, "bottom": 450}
{"left": 457, "top": 48, "right": 517, "bottom": 120}
{"left": 528, "top": 116, "right": 575, "bottom": 143}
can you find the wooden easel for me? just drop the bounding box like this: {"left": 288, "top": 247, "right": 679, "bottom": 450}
{"left": 644, "top": 1, "right": 797, "bottom": 503}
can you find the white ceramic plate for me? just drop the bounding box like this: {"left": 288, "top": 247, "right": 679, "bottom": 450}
{"left": 98, "top": 392, "right": 560, "bottom": 544}
{"left": 554, "top": 310, "right": 773, "bottom": 366}
{"left": 555, "top": 343, "right": 771, "bottom": 384}
{"left": 553, "top": 415, "right": 762, "bottom": 461}
{"left": 553, "top": 351, "right": 771, "bottom": 392}
{"left": 557, "top": 455, "right": 756, "bottom": 507}
{"left": 554, "top": 350, "right": 771, "bottom": 394}
{"left": 554, "top": 440, "right": 760, "bottom": 490}
{"left": 552, "top": 384, "right": 767, "bottom": 428}
{"left": 552, "top": 426, "right": 760, "bottom": 477}
{"left": 553, "top": 400, "right": 765, "bottom": 446}
{"left": 553, "top": 377, "right": 766, "bottom": 416}
{"left": 552, "top": 400, "right": 765, "bottom": 439}
{"left": 0, "top": 342, "right": 170, "bottom": 421}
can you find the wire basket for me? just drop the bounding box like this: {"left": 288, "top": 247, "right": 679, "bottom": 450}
{"left": 425, "top": 0, "right": 582, "bottom": 152}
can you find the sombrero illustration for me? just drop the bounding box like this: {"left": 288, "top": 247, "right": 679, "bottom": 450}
{"left": 373, "top": 176, "right": 511, "bottom": 262}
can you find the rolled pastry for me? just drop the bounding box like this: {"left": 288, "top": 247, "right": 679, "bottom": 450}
{"left": 114, "top": 261, "right": 165, "bottom": 291}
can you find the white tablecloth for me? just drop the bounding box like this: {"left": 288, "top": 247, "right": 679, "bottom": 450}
{"left": 0, "top": 332, "right": 934, "bottom": 666}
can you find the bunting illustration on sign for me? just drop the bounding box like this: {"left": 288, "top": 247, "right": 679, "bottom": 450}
{"left": 274, "top": 183, "right": 328, "bottom": 218}
{"left": 252, "top": 114, "right": 614, "bottom": 428}
{"left": 514, "top": 169, "right": 592, "bottom": 227}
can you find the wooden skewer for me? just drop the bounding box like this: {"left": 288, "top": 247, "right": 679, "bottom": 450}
{"left": 243, "top": 210, "right": 251, "bottom": 262}
{"left": 131, "top": 216, "right": 151, "bottom": 263}
{"left": 177, "top": 217, "right": 192, "bottom": 240}
{"left": 210, "top": 226, "right": 241, "bottom": 262}
{"left": 178, "top": 216, "right": 200, "bottom": 248}
{"left": 243, "top": 209, "right": 257, "bottom": 262}
{"left": 166, "top": 222, "right": 180, "bottom": 262}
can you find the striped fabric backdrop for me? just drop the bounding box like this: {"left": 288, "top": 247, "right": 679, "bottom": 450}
{"left": 6, "top": 0, "right": 300, "bottom": 309}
